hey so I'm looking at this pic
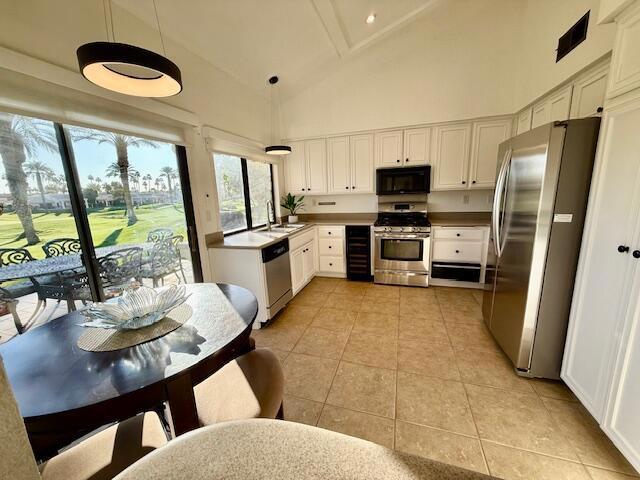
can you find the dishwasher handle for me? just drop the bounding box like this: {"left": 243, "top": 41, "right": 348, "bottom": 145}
{"left": 262, "top": 239, "right": 290, "bottom": 263}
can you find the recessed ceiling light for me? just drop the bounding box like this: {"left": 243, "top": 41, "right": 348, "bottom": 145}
{"left": 366, "top": 13, "right": 376, "bottom": 24}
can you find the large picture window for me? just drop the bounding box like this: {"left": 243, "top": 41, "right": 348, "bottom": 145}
{"left": 213, "top": 153, "right": 274, "bottom": 234}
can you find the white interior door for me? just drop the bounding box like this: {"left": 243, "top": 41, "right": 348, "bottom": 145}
{"left": 562, "top": 91, "right": 640, "bottom": 420}
{"left": 305, "top": 139, "right": 327, "bottom": 194}
{"left": 432, "top": 123, "right": 472, "bottom": 190}
{"left": 327, "top": 136, "right": 350, "bottom": 194}
{"left": 375, "top": 130, "right": 403, "bottom": 167}
{"left": 350, "top": 133, "right": 374, "bottom": 193}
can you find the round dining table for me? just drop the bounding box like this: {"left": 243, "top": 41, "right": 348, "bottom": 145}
{"left": 0, "top": 283, "right": 258, "bottom": 459}
{"left": 0, "top": 244, "right": 155, "bottom": 283}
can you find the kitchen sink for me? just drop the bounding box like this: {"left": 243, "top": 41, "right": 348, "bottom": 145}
{"left": 259, "top": 224, "right": 306, "bottom": 233}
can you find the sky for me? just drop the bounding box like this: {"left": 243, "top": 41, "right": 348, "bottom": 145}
{"left": 0, "top": 123, "right": 181, "bottom": 194}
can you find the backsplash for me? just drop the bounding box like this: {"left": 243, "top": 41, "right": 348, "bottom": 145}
{"left": 294, "top": 190, "right": 493, "bottom": 214}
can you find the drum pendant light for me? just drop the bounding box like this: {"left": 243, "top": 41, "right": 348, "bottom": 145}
{"left": 265, "top": 76, "right": 291, "bottom": 155}
{"left": 77, "top": 0, "right": 182, "bottom": 97}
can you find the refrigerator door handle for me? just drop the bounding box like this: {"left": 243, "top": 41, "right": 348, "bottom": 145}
{"left": 492, "top": 149, "right": 512, "bottom": 258}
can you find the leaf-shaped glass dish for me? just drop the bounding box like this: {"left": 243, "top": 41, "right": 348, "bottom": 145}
{"left": 79, "top": 285, "right": 190, "bottom": 330}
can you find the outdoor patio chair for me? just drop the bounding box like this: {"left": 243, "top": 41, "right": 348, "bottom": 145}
{"left": 0, "top": 286, "right": 20, "bottom": 336}
{"left": 0, "top": 248, "right": 48, "bottom": 334}
{"left": 41, "top": 247, "right": 144, "bottom": 310}
{"left": 42, "top": 238, "right": 81, "bottom": 257}
{"left": 146, "top": 228, "right": 173, "bottom": 243}
{"left": 140, "top": 236, "right": 187, "bottom": 287}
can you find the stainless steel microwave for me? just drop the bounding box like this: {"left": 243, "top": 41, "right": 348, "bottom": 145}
{"left": 376, "top": 166, "right": 431, "bottom": 195}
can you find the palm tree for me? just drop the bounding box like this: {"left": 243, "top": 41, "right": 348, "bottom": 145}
{"left": 143, "top": 173, "right": 153, "bottom": 192}
{"left": 131, "top": 171, "right": 141, "bottom": 192}
{"left": 159, "top": 166, "right": 177, "bottom": 199}
{"left": 71, "top": 128, "right": 157, "bottom": 225}
{"left": 24, "top": 160, "right": 56, "bottom": 207}
{"left": 0, "top": 113, "right": 57, "bottom": 244}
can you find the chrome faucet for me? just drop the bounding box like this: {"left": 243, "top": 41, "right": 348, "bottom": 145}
{"left": 266, "top": 200, "right": 273, "bottom": 231}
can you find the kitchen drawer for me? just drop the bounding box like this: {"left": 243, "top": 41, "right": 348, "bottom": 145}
{"left": 433, "top": 227, "right": 485, "bottom": 241}
{"left": 432, "top": 240, "right": 483, "bottom": 263}
{"left": 319, "top": 238, "right": 343, "bottom": 256}
{"left": 319, "top": 255, "right": 344, "bottom": 273}
{"left": 318, "top": 226, "right": 345, "bottom": 238}
{"left": 289, "top": 227, "right": 316, "bottom": 251}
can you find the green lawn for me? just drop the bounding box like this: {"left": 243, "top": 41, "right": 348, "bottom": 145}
{"left": 0, "top": 204, "right": 188, "bottom": 259}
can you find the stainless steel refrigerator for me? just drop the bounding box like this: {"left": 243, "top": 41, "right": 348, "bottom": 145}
{"left": 482, "top": 118, "right": 600, "bottom": 379}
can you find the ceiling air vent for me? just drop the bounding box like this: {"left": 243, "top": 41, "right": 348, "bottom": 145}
{"left": 556, "top": 11, "right": 590, "bottom": 62}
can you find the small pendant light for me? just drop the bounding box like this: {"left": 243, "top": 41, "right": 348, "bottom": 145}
{"left": 77, "top": 0, "right": 182, "bottom": 97}
{"left": 265, "top": 76, "right": 291, "bottom": 155}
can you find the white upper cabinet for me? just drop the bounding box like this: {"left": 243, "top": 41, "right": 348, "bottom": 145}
{"left": 531, "top": 85, "right": 573, "bottom": 129}
{"left": 327, "top": 136, "right": 350, "bottom": 194}
{"left": 305, "top": 139, "right": 327, "bottom": 194}
{"left": 608, "top": 1, "right": 640, "bottom": 99}
{"left": 403, "top": 128, "right": 431, "bottom": 166}
{"left": 549, "top": 85, "right": 573, "bottom": 122}
{"left": 431, "top": 123, "right": 472, "bottom": 191}
{"left": 284, "top": 140, "right": 307, "bottom": 195}
{"left": 570, "top": 63, "right": 609, "bottom": 118}
{"left": 375, "top": 130, "right": 404, "bottom": 167}
{"left": 350, "top": 133, "right": 374, "bottom": 193}
{"left": 516, "top": 108, "right": 532, "bottom": 134}
{"left": 469, "top": 119, "right": 511, "bottom": 189}
{"left": 284, "top": 139, "right": 327, "bottom": 195}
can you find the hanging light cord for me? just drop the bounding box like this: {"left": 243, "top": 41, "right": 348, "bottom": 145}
{"left": 153, "top": 0, "right": 167, "bottom": 56}
{"left": 103, "top": 0, "right": 115, "bottom": 42}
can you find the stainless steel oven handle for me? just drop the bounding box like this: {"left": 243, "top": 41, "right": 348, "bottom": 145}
{"left": 374, "top": 233, "right": 430, "bottom": 239}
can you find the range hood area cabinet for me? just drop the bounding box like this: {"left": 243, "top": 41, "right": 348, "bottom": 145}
{"left": 327, "top": 134, "right": 375, "bottom": 194}
{"left": 375, "top": 127, "right": 430, "bottom": 168}
{"left": 431, "top": 118, "right": 512, "bottom": 191}
{"left": 284, "top": 139, "right": 327, "bottom": 195}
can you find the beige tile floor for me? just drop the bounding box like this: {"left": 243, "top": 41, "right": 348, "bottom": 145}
{"left": 252, "top": 277, "right": 640, "bottom": 480}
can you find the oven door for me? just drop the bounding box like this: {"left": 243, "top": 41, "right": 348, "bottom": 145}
{"left": 374, "top": 233, "right": 430, "bottom": 273}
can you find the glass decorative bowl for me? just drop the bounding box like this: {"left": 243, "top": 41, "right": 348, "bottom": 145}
{"left": 79, "top": 285, "right": 190, "bottom": 330}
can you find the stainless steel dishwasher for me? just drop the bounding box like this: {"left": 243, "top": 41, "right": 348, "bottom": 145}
{"left": 262, "top": 239, "right": 293, "bottom": 319}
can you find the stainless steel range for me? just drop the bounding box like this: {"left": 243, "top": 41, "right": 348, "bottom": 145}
{"left": 373, "top": 201, "right": 431, "bottom": 287}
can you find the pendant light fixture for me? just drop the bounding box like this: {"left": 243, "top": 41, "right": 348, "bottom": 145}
{"left": 265, "top": 76, "right": 291, "bottom": 155}
{"left": 77, "top": 0, "right": 182, "bottom": 97}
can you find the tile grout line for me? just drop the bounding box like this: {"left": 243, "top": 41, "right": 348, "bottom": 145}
{"left": 439, "top": 291, "right": 492, "bottom": 476}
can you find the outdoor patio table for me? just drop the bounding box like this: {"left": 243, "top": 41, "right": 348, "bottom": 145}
{"left": 0, "top": 283, "right": 258, "bottom": 459}
{"left": 0, "top": 243, "right": 155, "bottom": 283}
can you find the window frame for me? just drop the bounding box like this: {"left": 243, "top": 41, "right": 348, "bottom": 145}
{"left": 217, "top": 155, "right": 275, "bottom": 236}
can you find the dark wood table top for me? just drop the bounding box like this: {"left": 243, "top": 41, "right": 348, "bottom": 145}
{"left": 0, "top": 283, "right": 257, "bottom": 421}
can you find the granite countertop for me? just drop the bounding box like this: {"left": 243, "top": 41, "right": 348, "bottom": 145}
{"left": 208, "top": 223, "right": 316, "bottom": 250}
{"left": 429, "top": 212, "right": 491, "bottom": 227}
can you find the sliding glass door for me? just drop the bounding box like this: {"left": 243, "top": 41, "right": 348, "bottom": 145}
{"left": 0, "top": 110, "right": 202, "bottom": 341}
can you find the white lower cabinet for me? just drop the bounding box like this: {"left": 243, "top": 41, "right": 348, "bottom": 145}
{"left": 562, "top": 88, "right": 640, "bottom": 471}
{"left": 317, "top": 225, "right": 346, "bottom": 277}
{"left": 290, "top": 228, "right": 318, "bottom": 295}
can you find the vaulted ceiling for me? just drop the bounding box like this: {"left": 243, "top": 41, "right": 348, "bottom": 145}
{"left": 114, "top": 0, "right": 440, "bottom": 98}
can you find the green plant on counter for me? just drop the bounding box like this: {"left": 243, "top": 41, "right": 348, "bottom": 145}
{"left": 280, "top": 193, "right": 305, "bottom": 215}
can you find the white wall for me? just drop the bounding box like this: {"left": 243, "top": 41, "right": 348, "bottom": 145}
{"left": 280, "top": 0, "right": 524, "bottom": 140}
{"left": 513, "top": 0, "right": 616, "bottom": 110}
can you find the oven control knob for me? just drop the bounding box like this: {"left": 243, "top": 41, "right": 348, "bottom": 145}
{"left": 400, "top": 227, "right": 404, "bottom": 232}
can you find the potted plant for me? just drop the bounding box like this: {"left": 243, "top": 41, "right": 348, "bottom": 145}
{"left": 280, "top": 193, "right": 305, "bottom": 223}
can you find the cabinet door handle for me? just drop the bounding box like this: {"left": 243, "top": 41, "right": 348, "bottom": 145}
{"left": 472, "top": 180, "right": 476, "bottom": 184}
{"left": 597, "top": 106, "right": 604, "bottom": 113}
{"left": 302, "top": 188, "right": 306, "bottom": 191}
{"left": 618, "top": 245, "right": 630, "bottom": 253}
{"left": 456, "top": 233, "right": 461, "bottom": 237}
{"left": 345, "top": 186, "right": 349, "bottom": 189}
{"left": 406, "top": 158, "right": 409, "bottom": 163}
{"left": 633, "top": 250, "right": 640, "bottom": 259}
{"left": 396, "top": 159, "right": 400, "bottom": 163}
{"left": 329, "top": 263, "right": 333, "bottom": 266}
{"left": 455, "top": 250, "right": 460, "bottom": 253}
{"left": 328, "top": 246, "right": 332, "bottom": 249}
{"left": 462, "top": 181, "right": 466, "bottom": 185}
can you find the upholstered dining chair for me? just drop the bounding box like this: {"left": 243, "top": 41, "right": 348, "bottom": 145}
{"left": 193, "top": 348, "right": 284, "bottom": 426}
{"left": 0, "top": 357, "right": 168, "bottom": 480}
